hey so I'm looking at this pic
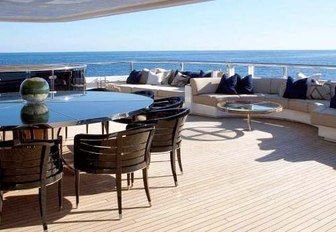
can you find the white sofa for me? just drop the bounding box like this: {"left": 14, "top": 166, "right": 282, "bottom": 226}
{"left": 105, "top": 76, "right": 336, "bottom": 142}
{"left": 187, "top": 77, "right": 336, "bottom": 142}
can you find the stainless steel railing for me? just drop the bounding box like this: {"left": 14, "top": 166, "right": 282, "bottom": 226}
{"left": 1, "top": 60, "right": 336, "bottom": 81}
{"left": 80, "top": 60, "right": 336, "bottom": 79}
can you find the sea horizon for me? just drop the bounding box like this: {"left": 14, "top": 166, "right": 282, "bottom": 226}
{"left": 1, "top": 49, "right": 336, "bottom": 54}
{"left": 1, "top": 50, "right": 336, "bottom": 79}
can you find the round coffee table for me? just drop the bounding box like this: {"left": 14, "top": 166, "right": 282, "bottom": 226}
{"left": 217, "top": 100, "right": 283, "bottom": 131}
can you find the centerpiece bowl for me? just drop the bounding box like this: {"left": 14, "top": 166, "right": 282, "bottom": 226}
{"left": 20, "top": 77, "right": 50, "bottom": 103}
{"left": 21, "top": 103, "right": 49, "bottom": 124}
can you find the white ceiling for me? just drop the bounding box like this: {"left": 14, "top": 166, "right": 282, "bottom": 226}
{"left": 0, "top": 0, "right": 210, "bottom": 22}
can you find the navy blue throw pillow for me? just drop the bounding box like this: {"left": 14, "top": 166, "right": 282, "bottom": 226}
{"left": 283, "top": 76, "right": 307, "bottom": 99}
{"left": 183, "top": 70, "right": 205, "bottom": 84}
{"left": 182, "top": 71, "right": 202, "bottom": 78}
{"left": 126, "top": 70, "right": 142, "bottom": 84}
{"left": 330, "top": 87, "right": 336, "bottom": 109}
{"left": 216, "top": 74, "right": 238, "bottom": 94}
{"left": 237, "top": 74, "right": 254, "bottom": 94}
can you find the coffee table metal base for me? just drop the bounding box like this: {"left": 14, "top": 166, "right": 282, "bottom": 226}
{"left": 247, "top": 114, "right": 252, "bottom": 131}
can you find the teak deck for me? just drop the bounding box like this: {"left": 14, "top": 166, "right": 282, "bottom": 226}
{"left": 2, "top": 115, "right": 336, "bottom": 232}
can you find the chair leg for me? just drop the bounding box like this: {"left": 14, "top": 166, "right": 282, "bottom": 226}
{"left": 116, "top": 173, "right": 122, "bottom": 219}
{"left": 127, "top": 173, "right": 131, "bottom": 190}
{"left": 39, "top": 186, "right": 48, "bottom": 232}
{"left": 170, "top": 150, "right": 178, "bottom": 187}
{"left": 75, "top": 170, "right": 80, "bottom": 208}
{"left": 65, "top": 127, "right": 68, "bottom": 140}
{"left": 131, "top": 173, "right": 134, "bottom": 187}
{"left": 101, "top": 121, "right": 109, "bottom": 134}
{"left": 105, "top": 121, "right": 109, "bottom": 134}
{"left": 0, "top": 191, "right": 3, "bottom": 224}
{"left": 101, "top": 122, "right": 105, "bottom": 134}
{"left": 58, "top": 179, "right": 63, "bottom": 210}
{"left": 177, "top": 148, "right": 183, "bottom": 174}
{"left": 142, "top": 168, "right": 151, "bottom": 207}
{"left": 127, "top": 173, "right": 135, "bottom": 188}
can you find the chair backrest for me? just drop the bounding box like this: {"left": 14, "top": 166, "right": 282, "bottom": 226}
{"left": 74, "top": 124, "right": 155, "bottom": 174}
{"left": 129, "top": 108, "right": 189, "bottom": 153}
{"left": 151, "top": 96, "right": 184, "bottom": 110}
{"left": 0, "top": 139, "right": 63, "bottom": 190}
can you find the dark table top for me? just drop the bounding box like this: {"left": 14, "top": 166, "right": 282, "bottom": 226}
{"left": 0, "top": 91, "right": 153, "bottom": 129}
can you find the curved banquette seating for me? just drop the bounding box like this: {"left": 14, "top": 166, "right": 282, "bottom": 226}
{"left": 188, "top": 77, "right": 336, "bottom": 142}
{"left": 104, "top": 71, "right": 336, "bottom": 142}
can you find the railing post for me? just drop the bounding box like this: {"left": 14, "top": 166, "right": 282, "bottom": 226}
{"left": 180, "top": 62, "right": 184, "bottom": 71}
{"left": 227, "top": 64, "right": 235, "bottom": 77}
{"left": 282, "top": 66, "right": 288, "bottom": 78}
{"left": 49, "top": 69, "right": 56, "bottom": 99}
{"left": 130, "top": 62, "right": 134, "bottom": 72}
{"left": 248, "top": 65, "right": 255, "bottom": 77}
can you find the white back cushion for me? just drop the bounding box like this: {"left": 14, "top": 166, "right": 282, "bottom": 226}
{"left": 146, "top": 71, "right": 163, "bottom": 85}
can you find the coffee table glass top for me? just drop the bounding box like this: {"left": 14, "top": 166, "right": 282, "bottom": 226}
{"left": 217, "top": 100, "right": 283, "bottom": 131}
{"left": 217, "top": 101, "right": 282, "bottom": 114}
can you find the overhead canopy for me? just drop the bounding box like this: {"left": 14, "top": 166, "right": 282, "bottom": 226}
{"left": 0, "top": 0, "right": 211, "bottom": 22}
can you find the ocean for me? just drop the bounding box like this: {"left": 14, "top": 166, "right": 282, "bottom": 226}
{"left": 1, "top": 50, "right": 336, "bottom": 79}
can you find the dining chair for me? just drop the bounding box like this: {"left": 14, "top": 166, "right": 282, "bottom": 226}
{"left": 114, "top": 96, "right": 184, "bottom": 126}
{"left": 0, "top": 138, "right": 63, "bottom": 232}
{"left": 73, "top": 124, "right": 155, "bottom": 219}
{"left": 127, "top": 108, "right": 190, "bottom": 186}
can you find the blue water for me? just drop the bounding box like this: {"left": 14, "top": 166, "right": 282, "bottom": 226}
{"left": 1, "top": 50, "right": 336, "bottom": 79}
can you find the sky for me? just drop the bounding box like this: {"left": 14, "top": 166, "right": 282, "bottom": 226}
{"left": 0, "top": 0, "right": 336, "bottom": 52}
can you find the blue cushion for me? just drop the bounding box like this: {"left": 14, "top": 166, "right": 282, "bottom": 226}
{"left": 182, "top": 71, "right": 201, "bottom": 78}
{"left": 126, "top": 70, "right": 142, "bottom": 84}
{"left": 283, "top": 76, "right": 307, "bottom": 99}
{"left": 330, "top": 87, "right": 336, "bottom": 108}
{"left": 216, "top": 74, "right": 238, "bottom": 94}
{"left": 237, "top": 74, "right": 254, "bottom": 94}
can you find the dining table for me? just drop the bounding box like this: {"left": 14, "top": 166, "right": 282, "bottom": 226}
{"left": 0, "top": 91, "right": 153, "bottom": 131}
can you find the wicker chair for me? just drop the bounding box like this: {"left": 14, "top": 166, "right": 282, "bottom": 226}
{"left": 0, "top": 138, "right": 63, "bottom": 232}
{"left": 73, "top": 124, "right": 155, "bottom": 219}
{"left": 127, "top": 108, "right": 190, "bottom": 186}
{"left": 115, "top": 96, "right": 184, "bottom": 126}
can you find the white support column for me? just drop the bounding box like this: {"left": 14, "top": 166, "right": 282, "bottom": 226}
{"left": 227, "top": 65, "right": 235, "bottom": 76}
{"left": 184, "top": 84, "right": 192, "bottom": 111}
{"left": 282, "top": 66, "right": 288, "bottom": 79}
{"left": 180, "top": 62, "right": 184, "bottom": 71}
{"left": 248, "top": 65, "right": 255, "bottom": 77}
{"left": 130, "top": 62, "right": 134, "bottom": 72}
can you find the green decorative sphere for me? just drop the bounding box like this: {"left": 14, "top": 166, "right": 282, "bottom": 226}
{"left": 20, "top": 77, "right": 50, "bottom": 103}
{"left": 21, "top": 103, "right": 49, "bottom": 124}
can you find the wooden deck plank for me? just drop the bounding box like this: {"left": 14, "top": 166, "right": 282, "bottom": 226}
{"left": 2, "top": 116, "right": 336, "bottom": 231}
